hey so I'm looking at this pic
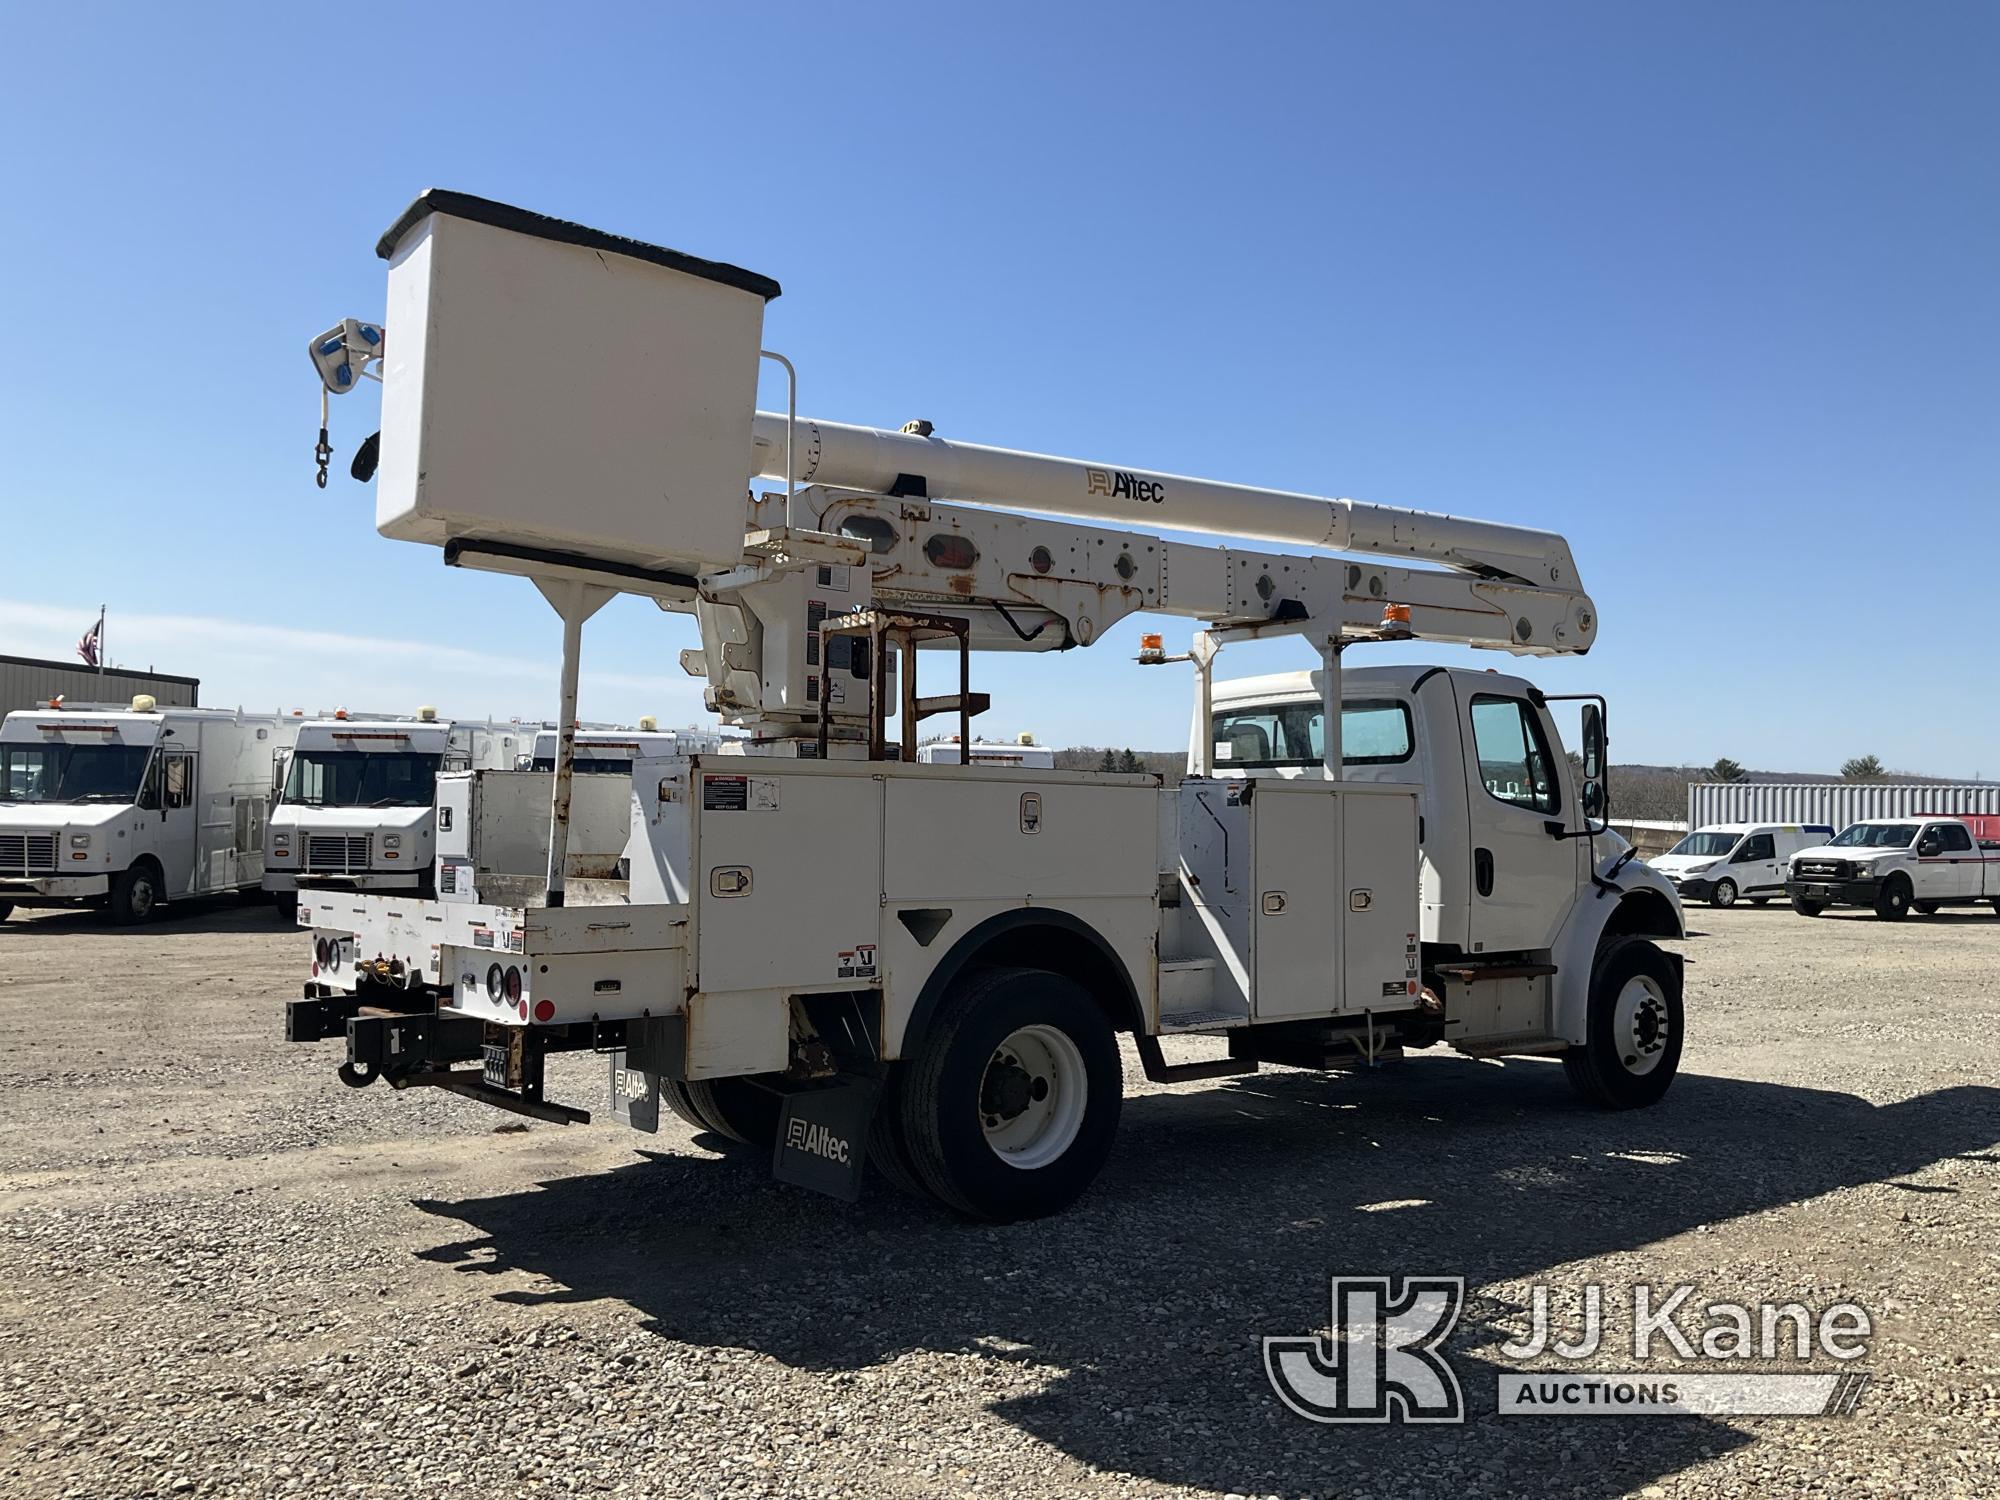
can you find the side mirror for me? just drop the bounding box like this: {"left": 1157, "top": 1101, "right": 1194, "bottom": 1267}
{"left": 1580, "top": 702, "right": 1608, "bottom": 827}
{"left": 1918, "top": 838, "right": 1941, "bottom": 857}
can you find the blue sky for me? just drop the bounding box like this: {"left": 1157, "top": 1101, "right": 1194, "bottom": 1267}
{"left": 2, "top": 3, "right": 1994, "bottom": 774}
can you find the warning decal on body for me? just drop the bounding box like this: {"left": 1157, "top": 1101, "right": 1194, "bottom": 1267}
{"left": 836, "top": 943, "right": 879, "bottom": 980}
{"left": 703, "top": 775, "right": 780, "bottom": 811}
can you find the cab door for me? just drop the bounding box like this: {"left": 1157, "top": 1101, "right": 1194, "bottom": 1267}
{"left": 155, "top": 748, "right": 200, "bottom": 894}
{"left": 1729, "top": 832, "right": 1778, "bottom": 898}
{"left": 1922, "top": 821, "right": 1977, "bottom": 899}
{"left": 1460, "top": 691, "right": 1580, "bottom": 954}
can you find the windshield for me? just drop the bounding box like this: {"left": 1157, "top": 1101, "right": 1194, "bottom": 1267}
{"left": 1213, "top": 700, "right": 1413, "bottom": 770}
{"left": 529, "top": 756, "right": 633, "bottom": 774}
{"left": 0, "top": 742, "right": 152, "bottom": 804}
{"left": 283, "top": 751, "right": 441, "bottom": 808}
{"left": 1667, "top": 831, "right": 1739, "bottom": 858}
{"left": 1829, "top": 823, "right": 1918, "bottom": 848}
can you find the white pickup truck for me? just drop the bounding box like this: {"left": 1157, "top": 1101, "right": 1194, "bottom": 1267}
{"left": 1787, "top": 817, "right": 2000, "bottom": 920}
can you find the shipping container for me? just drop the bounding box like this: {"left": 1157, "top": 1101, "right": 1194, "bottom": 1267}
{"left": 1689, "top": 782, "right": 2000, "bottom": 832}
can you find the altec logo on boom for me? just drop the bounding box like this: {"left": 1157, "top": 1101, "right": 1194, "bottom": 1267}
{"left": 1085, "top": 467, "right": 1166, "bottom": 504}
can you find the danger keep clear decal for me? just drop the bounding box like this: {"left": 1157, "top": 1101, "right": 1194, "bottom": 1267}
{"left": 702, "top": 775, "right": 781, "bottom": 812}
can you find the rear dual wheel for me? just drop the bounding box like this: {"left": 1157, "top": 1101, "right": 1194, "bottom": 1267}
{"left": 897, "top": 967, "right": 1122, "bottom": 1221}
{"left": 661, "top": 1076, "right": 783, "bottom": 1149}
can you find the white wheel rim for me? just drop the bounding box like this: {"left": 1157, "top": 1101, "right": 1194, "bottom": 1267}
{"left": 132, "top": 878, "right": 154, "bottom": 916}
{"left": 1714, "top": 881, "right": 1735, "bottom": 907}
{"left": 1612, "top": 975, "right": 1671, "bottom": 1076}
{"left": 979, "top": 1024, "right": 1087, "bottom": 1170}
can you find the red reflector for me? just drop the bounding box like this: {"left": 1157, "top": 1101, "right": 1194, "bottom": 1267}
{"left": 517, "top": 1000, "right": 528, "bottom": 1020}
{"left": 532, "top": 999, "right": 555, "bottom": 1023}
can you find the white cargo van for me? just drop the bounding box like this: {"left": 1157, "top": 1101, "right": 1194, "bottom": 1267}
{"left": 264, "top": 710, "right": 524, "bottom": 907}
{"left": 1650, "top": 822, "right": 1833, "bottom": 908}
{"left": 0, "top": 698, "right": 297, "bottom": 922}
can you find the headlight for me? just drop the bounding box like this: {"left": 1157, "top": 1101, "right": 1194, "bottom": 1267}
{"left": 383, "top": 835, "right": 401, "bottom": 850}
{"left": 70, "top": 833, "right": 90, "bottom": 848}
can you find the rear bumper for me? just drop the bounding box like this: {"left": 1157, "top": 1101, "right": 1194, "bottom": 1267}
{"left": 0, "top": 875, "right": 111, "bottom": 903}
{"left": 293, "top": 870, "right": 426, "bottom": 892}
{"left": 1787, "top": 877, "right": 1882, "bottom": 906}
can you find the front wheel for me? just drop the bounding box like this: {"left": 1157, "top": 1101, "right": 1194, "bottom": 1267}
{"left": 109, "top": 863, "right": 161, "bottom": 924}
{"left": 902, "top": 967, "right": 1122, "bottom": 1221}
{"left": 1710, "top": 879, "right": 1738, "bottom": 909}
{"left": 0, "top": 901, "right": 13, "bottom": 924}
{"left": 1873, "top": 876, "right": 1912, "bottom": 921}
{"left": 1562, "top": 936, "right": 1683, "bottom": 1109}
{"left": 1790, "top": 893, "right": 1825, "bottom": 917}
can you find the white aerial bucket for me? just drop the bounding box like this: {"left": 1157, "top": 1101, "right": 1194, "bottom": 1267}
{"left": 374, "top": 190, "right": 780, "bottom": 575}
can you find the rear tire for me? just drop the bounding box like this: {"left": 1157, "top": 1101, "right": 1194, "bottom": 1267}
{"left": 659, "top": 1079, "right": 709, "bottom": 1134}
{"left": 1914, "top": 900, "right": 1940, "bottom": 916}
{"left": 903, "top": 967, "right": 1122, "bottom": 1221}
{"left": 1790, "top": 894, "right": 1825, "bottom": 917}
{"left": 1873, "top": 876, "right": 1912, "bottom": 921}
{"left": 0, "top": 901, "right": 12, "bottom": 924}
{"left": 1562, "top": 935, "right": 1683, "bottom": 1109}
{"left": 867, "top": 1065, "right": 930, "bottom": 1198}
{"left": 109, "top": 863, "right": 161, "bottom": 924}
{"left": 1710, "top": 879, "right": 1738, "bottom": 909}
{"left": 684, "top": 1076, "right": 783, "bottom": 1149}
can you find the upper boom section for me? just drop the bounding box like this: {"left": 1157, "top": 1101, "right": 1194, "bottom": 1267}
{"left": 749, "top": 414, "right": 1579, "bottom": 592}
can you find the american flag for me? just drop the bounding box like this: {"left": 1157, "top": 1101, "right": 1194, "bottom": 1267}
{"left": 77, "top": 613, "right": 102, "bottom": 668}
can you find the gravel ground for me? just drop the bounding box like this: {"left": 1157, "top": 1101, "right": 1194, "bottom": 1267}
{"left": 0, "top": 898, "right": 1996, "bottom": 1499}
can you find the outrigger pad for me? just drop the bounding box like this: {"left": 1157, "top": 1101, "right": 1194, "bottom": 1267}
{"left": 772, "top": 1077, "right": 881, "bottom": 1203}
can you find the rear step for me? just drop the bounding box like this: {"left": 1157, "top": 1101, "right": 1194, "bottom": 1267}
{"left": 1134, "top": 1033, "right": 1258, "bottom": 1085}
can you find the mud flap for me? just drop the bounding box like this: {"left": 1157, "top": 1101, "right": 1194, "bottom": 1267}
{"left": 607, "top": 1050, "right": 661, "bottom": 1134}
{"left": 772, "top": 1076, "right": 880, "bottom": 1203}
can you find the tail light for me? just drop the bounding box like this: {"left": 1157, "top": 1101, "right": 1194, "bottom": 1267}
{"left": 532, "top": 999, "right": 555, "bottom": 1023}
{"left": 503, "top": 966, "right": 522, "bottom": 1003}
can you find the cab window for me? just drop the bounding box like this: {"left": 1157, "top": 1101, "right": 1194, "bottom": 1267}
{"left": 1933, "top": 823, "right": 1973, "bottom": 853}
{"left": 1469, "top": 696, "right": 1560, "bottom": 815}
{"left": 1211, "top": 699, "right": 1413, "bottom": 769}
{"left": 164, "top": 755, "right": 195, "bottom": 810}
{"left": 1734, "top": 834, "right": 1775, "bottom": 862}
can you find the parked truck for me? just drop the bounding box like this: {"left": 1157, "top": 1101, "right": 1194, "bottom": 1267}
{"left": 287, "top": 189, "right": 1685, "bottom": 1221}
{"left": 264, "top": 708, "right": 524, "bottom": 910}
{"left": 0, "top": 697, "right": 296, "bottom": 922}
{"left": 1787, "top": 818, "right": 2000, "bottom": 920}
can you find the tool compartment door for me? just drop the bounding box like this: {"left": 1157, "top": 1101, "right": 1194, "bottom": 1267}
{"left": 692, "top": 766, "right": 884, "bottom": 994}
{"left": 1250, "top": 782, "right": 1420, "bottom": 1021}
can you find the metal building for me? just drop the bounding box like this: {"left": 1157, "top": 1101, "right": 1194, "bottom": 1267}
{"left": 0, "top": 654, "right": 199, "bottom": 715}
{"left": 1689, "top": 781, "right": 2000, "bottom": 830}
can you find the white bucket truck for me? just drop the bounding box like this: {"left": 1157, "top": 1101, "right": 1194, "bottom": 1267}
{"left": 264, "top": 708, "right": 524, "bottom": 908}
{"left": 518, "top": 719, "right": 709, "bottom": 771}
{"left": 0, "top": 697, "right": 295, "bottom": 922}
{"left": 288, "top": 191, "right": 1684, "bottom": 1221}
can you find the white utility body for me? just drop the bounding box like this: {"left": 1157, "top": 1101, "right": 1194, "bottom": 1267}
{"left": 1, "top": 699, "right": 297, "bottom": 922}
{"left": 1787, "top": 818, "right": 2000, "bottom": 921}
{"left": 290, "top": 190, "right": 1684, "bottom": 1221}
{"left": 264, "top": 709, "right": 524, "bottom": 905}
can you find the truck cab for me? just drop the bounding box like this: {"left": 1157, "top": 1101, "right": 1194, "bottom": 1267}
{"left": 1789, "top": 818, "right": 2000, "bottom": 920}
{"left": 0, "top": 699, "right": 294, "bottom": 923}
{"left": 1204, "top": 666, "right": 1682, "bottom": 956}
{"left": 265, "top": 712, "right": 522, "bottom": 906}
{"left": 1651, "top": 822, "right": 1833, "bottom": 908}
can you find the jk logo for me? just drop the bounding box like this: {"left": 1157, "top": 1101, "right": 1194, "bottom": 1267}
{"left": 1264, "top": 1277, "right": 1466, "bottom": 1424}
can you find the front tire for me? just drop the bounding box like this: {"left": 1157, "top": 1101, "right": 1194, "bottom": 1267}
{"left": 0, "top": 901, "right": 12, "bottom": 924}
{"left": 1873, "top": 876, "right": 1912, "bottom": 921}
{"left": 1562, "top": 936, "right": 1683, "bottom": 1109}
{"left": 1790, "top": 893, "right": 1825, "bottom": 917}
{"left": 1710, "top": 879, "right": 1738, "bottom": 909}
{"left": 109, "top": 863, "right": 161, "bottom": 924}
{"left": 903, "top": 967, "right": 1122, "bottom": 1221}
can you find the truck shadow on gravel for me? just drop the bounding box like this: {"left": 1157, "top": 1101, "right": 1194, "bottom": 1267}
{"left": 413, "top": 1062, "right": 2000, "bottom": 1499}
